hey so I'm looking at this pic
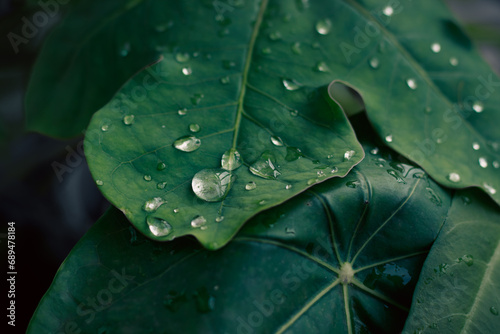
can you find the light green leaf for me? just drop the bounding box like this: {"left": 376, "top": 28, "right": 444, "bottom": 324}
{"left": 403, "top": 189, "right": 500, "bottom": 333}
{"left": 28, "top": 137, "right": 451, "bottom": 333}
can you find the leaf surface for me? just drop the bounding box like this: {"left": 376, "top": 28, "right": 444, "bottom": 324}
{"left": 28, "top": 142, "right": 451, "bottom": 333}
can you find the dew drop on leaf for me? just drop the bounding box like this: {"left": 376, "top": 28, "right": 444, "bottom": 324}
{"left": 479, "top": 157, "right": 488, "bottom": 168}
{"left": 285, "top": 184, "right": 292, "bottom": 190}
{"left": 181, "top": 67, "right": 192, "bottom": 75}
{"left": 268, "top": 31, "right": 282, "bottom": 41}
{"left": 123, "top": 115, "right": 135, "bottom": 125}
{"left": 175, "top": 52, "right": 190, "bottom": 63}
{"left": 190, "top": 93, "right": 204, "bottom": 105}
{"left": 285, "top": 147, "right": 302, "bottom": 161}
{"left": 315, "top": 18, "right": 331, "bottom": 35}
{"left": 95, "top": 180, "right": 103, "bottom": 186}
{"left": 385, "top": 134, "right": 393, "bottom": 143}
{"left": 344, "top": 150, "right": 355, "bottom": 161}
{"left": 483, "top": 182, "right": 497, "bottom": 195}
{"left": 215, "top": 216, "right": 224, "bottom": 223}
{"left": 370, "top": 147, "right": 379, "bottom": 155}
{"left": 194, "top": 287, "right": 215, "bottom": 313}
{"left": 383, "top": 6, "right": 394, "bottom": 16}
{"left": 220, "top": 76, "right": 230, "bottom": 84}
{"left": 178, "top": 108, "right": 188, "bottom": 116}
{"left": 173, "top": 135, "right": 201, "bottom": 152}
{"left": 406, "top": 78, "right": 417, "bottom": 90}
{"left": 221, "top": 148, "right": 242, "bottom": 171}
{"left": 456, "top": 254, "right": 474, "bottom": 267}
{"left": 449, "top": 57, "right": 459, "bottom": 66}
{"left": 291, "top": 42, "right": 302, "bottom": 54}
{"left": 157, "top": 181, "right": 167, "bottom": 189}
{"left": 192, "top": 169, "right": 233, "bottom": 202}
{"left": 282, "top": 78, "right": 302, "bottom": 91}
{"left": 368, "top": 57, "right": 380, "bottom": 69}
{"left": 157, "top": 162, "right": 167, "bottom": 171}
{"left": 191, "top": 215, "right": 207, "bottom": 228}
{"left": 120, "top": 42, "right": 131, "bottom": 57}
{"left": 173, "top": 208, "right": 180, "bottom": 214}
{"left": 472, "top": 142, "right": 480, "bottom": 150}
{"left": 430, "top": 43, "right": 441, "bottom": 53}
{"left": 493, "top": 161, "right": 499, "bottom": 169}
{"left": 146, "top": 216, "right": 172, "bottom": 237}
{"left": 261, "top": 47, "right": 272, "bottom": 55}
{"left": 249, "top": 151, "right": 281, "bottom": 179}
{"left": 447, "top": 172, "right": 461, "bottom": 183}
{"left": 101, "top": 124, "right": 109, "bottom": 132}
{"left": 270, "top": 135, "right": 284, "bottom": 147}
{"left": 490, "top": 306, "right": 499, "bottom": 316}
{"left": 314, "top": 61, "right": 330, "bottom": 72}
{"left": 473, "top": 101, "right": 484, "bottom": 113}
{"left": 245, "top": 181, "right": 257, "bottom": 191}
{"left": 290, "top": 109, "right": 299, "bottom": 117}
{"left": 143, "top": 174, "right": 152, "bottom": 182}
{"left": 189, "top": 123, "right": 201, "bottom": 133}
{"left": 143, "top": 197, "right": 165, "bottom": 212}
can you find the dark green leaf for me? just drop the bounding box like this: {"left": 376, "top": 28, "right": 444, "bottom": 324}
{"left": 28, "top": 145, "right": 450, "bottom": 333}
{"left": 403, "top": 189, "right": 500, "bottom": 333}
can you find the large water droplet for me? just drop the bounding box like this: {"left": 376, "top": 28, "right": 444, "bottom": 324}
{"left": 249, "top": 152, "right": 281, "bottom": 179}
{"left": 291, "top": 42, "right": 302, "bottom": 54}
{"left": 173, "top": 136, "right": 201, "bottom": 152}
{"left": 147, "top": 216, "right": 172, "bottom": 237}
{"left": 282, "top": 78, "right": 302, "bottom": 91}
{"left": 431, "top": 43, "right": 441, "bottom": 53}
{"left": 447, "top": 172, "right": 461, "bottom": 183}
{"left": 143, "top": 197, "right": 165, "bottom": 212}
{"left": 383, "top": 6, "right": 394, "bottom": 16}
{"left": 315, "top": 19, "right": 331, "bottom": 35}
{"left": 221, "top": 148, "right": 242, "bottom": 171}
{"left": 472, "top": 142, "right": 480, "bottom": 150}
{"left": 123, "top": 115, "right": 135, "bottom": 125}
{"left": 344, "top": 150, "right": 355, "bottom": 161}
{"left": 483, "top": 182, "right": 497, "bottom": 195}
{"left": 191, "top": 215, "right": 207, "bottom": 228}
{"left": 368, "top": 57, "right": 380, "bottom": 69}
{"left": 479, "top": 157, "right": 488, "bottom": 168}
{"left": 473, "top": 101, "right": 484, "bottom": 113}
{"left": 192, "top": 169, "right": 233, "bottom": 202}
{"left": 385, "top": 134, "right": 393, "bottom": 143}
{"left": 270, "top": 135, "right": 284, "bottom": 146}
{"left": 315, "top": 61, "right": 330, "bottom": 72}
{"left": 406, "top": 78, "right": 417, "bottom": 90}
{"left": 245, "top": 181, "right": 257, "bottom": 191}
{"left": 189, "top": 123, "right": 201, "bottom": 133}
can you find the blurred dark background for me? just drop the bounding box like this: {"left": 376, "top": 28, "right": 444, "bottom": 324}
{"left": 0, "top": 0, "right": 499, "bottom": 332}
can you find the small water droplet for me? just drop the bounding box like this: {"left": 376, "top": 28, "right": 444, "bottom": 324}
{"left": 173, "top": 208, "right": 180, "bottom": 213}
{"left": 221, "top": 148, "right": 242, "bottom": 171}
{"left": 291, "top": 42, "right": 302, "bottom": 54}
{"left": 483, "top": 182, "right": 497, "bottom": 195}
{"left": 220, "top": 76, "right": 230, "bottom": 84}
{"left": 258, "top": 200, "right": 266, "bottom": 205}
{"left": 178, "top": 108, "right": 188, "bottom": 116}
{"left": 282, "top": 78, "right": 302, "bottom": 91}
{"left": 330, "top": 167, "right": 338, "bottom": 173}
{"left": 268, "top": 31, "right": 282, "bottom": 41}
{"left": 317, "top": 170, "right": 325, "bottom": 177}
{"left": 101, "top": 124, "right": 109, "bottom": 132}
{"left": 449, "top": 57, "right": 459, "bottom": 66}
{"left": 406, "top": 78, "right": 417, "bottom": 90}
{"left": 327, "top": 154, "right": 334, "bottom": 159}
{"left": 290, "top": 109, "right": 299, "bottom": 117}
{"left": 175, "top": 52, "right": 190, "bottom": 63}
{"left": 143, "top": 197, "right": 164, "bottom": 212}
{"left": 285, "top": 227, "right": 295, "bottom": 234}
{"left": 493, "top": 161, "right": 499, "bottom": 169}
{"left": 215, "top": 216, "right": 224, "bottom": 223}
{"left": 479, "top": 157, "right": 488, "bottom": 168}
{"left": 143, "top": 174, "right": 152, "bottom": 182}
{"left": 344, "top": 150, "right": 355, "bottom": 161}
{"left": 370, "top": 147, "right": 379, "bottom": 155}
{"left": 346, "top": 180, "right": 360, "bottom": 188}
{"left": 120, "top": 42, "right": 131, "bottom": 57}
{"left": 315, "top": 18, "right": 331, "bottom": 35}
{"left": 315, "top": 61, "right": 330, "bottom": 72}
{"left": 249, "top": 151, "right": 281, "bottom": 179}
{"left": 473, "top": 101, "right": 484, "bottom": 113}
{"left": 190, "top": 93, "right": 204, "bottom": 105}
{"left": 311, "top": 42, "right": 321, "bottom": 49}
{"left": 123, "top": 115, "right": 135, "bottom": 125}
{"left": 182, "top": 67, "right": 192, "bottom": 76}
{"left": 385, "top": 134, "right": 393, "bottom": 143}
{"left": 472, "top": 142, "right": 480, "bottom": 150}
{"left": 222, "top": 60, "right": 236, "bottom": 69}
{"left": 368, "top": 57, "right": 380, "bottom": 69}
{"left": 96, "top": 180, "right": 104, "bottom": 186}
{"left": 270, "top": 135, "right": 284, "bottom": 146}
{"left": 189, "top": 123, "right": 201, "bottom": 133}
{"left": 456, "top": 254, "right": 474, "bottom": 267}
{"left": 447, "top": 172, "right": 461, "bottom": 183}
{"left": 387, "top": 170, "right": 406, "bottom": 183}
{"left": 157, "top": 181, "right": 167, "bottom": 189}
{"left": 157, "top": 162, "right": 167, "bottom": 171}
{"left": 425, "top": 106, "right": 432, "bottom": 113}
{"left": 431, "top": 43, "right": 441, "bottom": 53}
{"left": 261, "top": 47, "right": 272, "bottom": 55}
{"left": 192, "top": 169, "right": 233, "bottom": 202}
{"left": 285, "top": 184, "right": 292, "bottom": 190}
{"left": 285, "top": 147, "right": 302, "bottom": 161}
{"left": 147, "top": 216, "right": 172, "bottom": 237}
{"left": 191, "top": 215, "right": 207, "bottom": 228}
{"left": 245, "top": 181, "right": 257, "bottom": 191}
{"left": 490, "top": 306, "right": 499, "bottom": 316}
{"left": 173, "top": 136, "right": 201, "bottom": 152}
{"left": 383, "top": 6, "right": 394, "bottom": 16}
{"left": 194, "top": 287, "right": 215, "bottom": 313}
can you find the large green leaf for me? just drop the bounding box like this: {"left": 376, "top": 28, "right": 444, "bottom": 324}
{"left": 28, "top": 143, "right": 451, "bottom": 333}
{"left": 403, "top": 189, "right": 500, "bottom": 333}
{"left": 84, "top": 0, "right": 366, "bottom": 249}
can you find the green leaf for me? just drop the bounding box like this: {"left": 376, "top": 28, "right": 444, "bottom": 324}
{"left": 28, "top": 143, "right": 451, "bottom": 333}
{"left": 403, "top": 189, "right": 500, "bottom": 333}
{"left": 84, "top": 0, "right": 365, "bottom": 249}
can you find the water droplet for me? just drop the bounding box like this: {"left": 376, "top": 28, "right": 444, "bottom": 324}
{"left": 449, "top": 57, "right": 459, "bottom": 66}
{"left": 431, "top": 43, "right": 441, "bottom": 53}
{"left": 425, "top": 106, "right": 432, "bottom": 113}
{"left": 493, "top": 161, "right": 499, "bottom": 169}
{"left": 383, "top": 6, "right": 394, "bottom": 16}
{"left": 490, "top": 306, "right": 499, "bottom": 316}
{"left": 190, "top": 93, "right": 204, "bottom": 105}
{"left": 101, "top": 124, "right": 109, "bottom": 132}
{"left": 285, "top": 184, "right": 292, "bottom": 190}
{"left": 261, "top": 47, "right": 272, "bottom": 54}
{"left": 249, "top": 151, "right": 281, "bottom": 179}
{"left": 291, "top": 42, "right": 302, "bottom": 54}
{"left": 406, "top": 78, "right": 417, "bottom": 90}
{"left": 120, "top": 42, "right": 131, "bottom": 57}
{"left": 456, "top": 254, "right": 474, "bottom": 267}
{"left": 191, "top": 215, "right": 207, "bottom": 228}
{"left": 479, "top": 157, "right": 488, "bottom": 168}
{"left": 447, "top": 172, "right": 461, "bottom": 183}
{"left": 173, "top": 136, "right": 201, "bottom": 152}
{"left": 245, "top": 181, "right": 257, "bottom": 191}
{"left": 123, "top": 115, "right": 135, "bottom": 125}
{"left": 189, "top": 123, "right": 201, "bottom": 133}
{"left": 387, "top": 170, "right": 406, "bottom": 183}
{"left": 147, "top": 216, "right": 172, "bottom": 237}
{"left": 370, "top": 147, "right": 379, "bottom": 155}
{"left": 307, "top": 179, "right": 317, "bottom": 185}
{"left": 143, "top": 174, "right": 152, "bottom": 182}
{"left": 285, "top": 227, "right": 295, "bottom": 234}
{"left": 182, "top": 67, "right": 192, "bottom": 76}
{"left": 270, "top": 135, "right": 284, "bottom": 146}
{"left": 483, "top": 182, "right": 497, "bottom": 195}
{"left": 285, "top": 147, "right": 302, "bottom": 161}
{"left": 96, "top": 180, "right": 104, "bottom": 186}
{"left": 157, "top": 162, "right": 167, "bottom": 171}
{"left": 157, "top": 181, "right": 167, "bottom": 189}
{"left": 163, "top": 290, "right": 186, "bottom": 312}
{"left": 385, "top": 134, "right": 393, "bottom": 143}
{"left": 194, "top": 287, "right": 215, "bottom": 313}
{"left": 220, "top": 76, "right": 230, "bottom": 84}
{"left": 282, "top": 78, "right": 302, "bottom": 91}
{"left": 268, "top": 31, "right": 282, "bottom": 41}
{"left": 222, "top": 60, "right": 236, "bottom": 69}
{"left": 317, "top": 170, "right": 325, "bottom": 178}
{"left": 344, "top": 150, "right": 355, "bottom": 161}
{"left": 473, "top": 101, "right": 484, "bottom": 113}
{"left": 426, "top": 187, "right": 442, "bottom": 206}
{"left": 215, "top": 216, "right": 224, "bottom": 223}
{"left": 175, "top": 52, "right": 190, "bottom": 63}
{"left": 330, "top": 167, "right": 338, "bottom": 173}
{"left": 192, "top": 169, "right": 233, "bottom": 202}
{"left": 346, "top": 180, "right": 360, "bottom": 188}
{"left": 143, "top": 197, "right": 165, "bottom": 212}
{"left": 314, "top": 61, "right": 330, "bottom": 72}
{"left": 472, "top": 142, "right": 480, "bottom": 150}
{"left": 315, "top": 18, "right": 331, "bottom": 35}
{"left": 290, "top": 109, "right": 299, "bottom": 117}
{"left": 178, "top": 108, "right": 188, "bottom": 116}
{"left": 221, "top": 148, "right": 242, "bottom": 171}
{"left": 258, "top": 200, "right": 266, "bottom": 205}
{"left": 368, "top": 57, "right": 380, "bottom": 69}
{"left": 173, "top": 208, "right": 180, "bottom": 213}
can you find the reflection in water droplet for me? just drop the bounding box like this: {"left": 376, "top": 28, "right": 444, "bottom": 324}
{"left": 157, "top": 181, "right": 167, "bottom": 189}
{"left": 175, "top": 52, "right": 190, "bottom": 63}
{"left": 178, "top": 108, "right": 188, "bottom": 116}
{"left": 456, "top": 254, "right": 474, "bottom": 267}
{"left": 143, "top": 175, "right": 152, "bottom": 182}
{"left": 383, "top": 6, "right": 394, "bottom": 16}
{"left": 370, "top": 147, "right": 379, "bottom": 155}
{"left": 192, "top": 169, "right": 233, "bottom": 202}
{"left": 385, "top": 134, "right": 393, "bottom": 143}
{"left": 147, "top": 216, "right": 172, "bottom": 237}
{"left": 245, "top": 181, "right": 257, "bottom": 191}
{"left": 220, "top": 76, "right": 230, "bottom": 85}
{"left": 315, "top": 19, "right": 331, "bottom": 35}
{"left": 472, "top": 142, "right": 480, "bottom": 150}
{"left": 291, "top": 42, "right": 302, "bottom": 54}
{"left": 123, "top": 115, "right": 135, "bottom": 125}
{"left": 315, "top": 61, "right": 330, "bottom": 72}
{"left": 270, "top": 135, "right": 284, "bottom": 146}
{"left": 221, "top": 148, "right": 242, "bottom": 171}
{"left": 249, "top": 151, "right": 281, "bottom": 179}
{"left": 473, "top": 101, "right": 484, "bottom": 113}
{"left": 368, "top": 57, "right": 380, "bottom": 69}
{"left": 189, "top": 123, "right": 201, "bottom": 133}
{"left": 449, "top": 57, "right": 459, "bottom": 66}
{"left": 143, "top": 197, "right": 165, "bottom": 212}
{"left": 191, "top": 215, "right": 207, "bottom": 228}
{"left": 157, "top": 162, "right": 167, "bottom": 171}
{"left": 479, "top": 157, "right": 488, "bottom": 168}
{"left": 447, "top": 172, "right": 461, "bottom": 183}
{"left": 406, "top": 78, "right": 417, "bottom": 90}
{"left": 344, "top": 150, "right": 355, "bottom": 161}
{"left": 282, "top": 78, "right": 302, "bottom": 91}
{"left": 173, "top": 136, "right": 201, "bottom": 152}
{"left": 431, "top": 43, "right": 441, "bottom": 53}
{"left": 490, "top": 306, "right": 499, "bottom": 316}
{"left": 182, "top": 67, "right": 192, "bottom": 76}
{"left": 96, "top": 180, "right": 104, "bottom": 186}
{"left": 215, "top": 216, "right": 224, "bottom": 223}
{"left": 194, "top": 287, "right": 215, "bottom": 313}
{"left": 483, "top": 182, "right": 497, "bottom": 195}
